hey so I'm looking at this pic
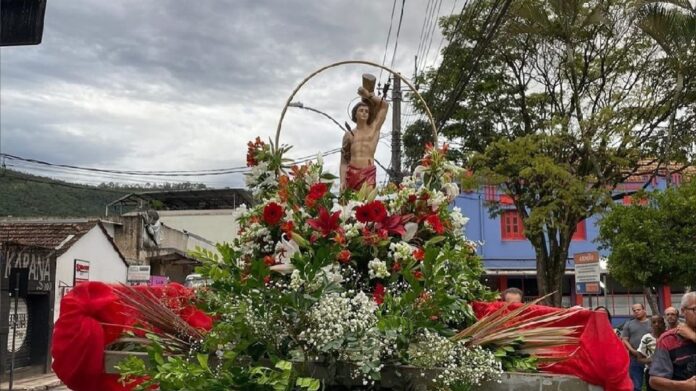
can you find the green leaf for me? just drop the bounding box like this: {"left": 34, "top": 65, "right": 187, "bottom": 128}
{"left": 196, "top": 353, "right": 209, "bottom": 371}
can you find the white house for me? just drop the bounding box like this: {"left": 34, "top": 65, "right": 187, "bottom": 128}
{"left": 0, "top": 220, "right": 128, "bottom": 322}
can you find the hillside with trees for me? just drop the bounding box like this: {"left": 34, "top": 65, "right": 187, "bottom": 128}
{"left": 0, "top": 169, "right": 207, "bottom": 217}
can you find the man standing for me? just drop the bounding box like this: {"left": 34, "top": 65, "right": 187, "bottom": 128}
{"left": 664, "top": 306, "right": 681, "bottom": 330}
{"left": 649, "top": 292, "right": 696, "bottom": 391}
{"left": 340, "top": 74, "right": 389, "bottom": 191}
{"left": 622, "top": 303, "right": 652, "bottom": 391}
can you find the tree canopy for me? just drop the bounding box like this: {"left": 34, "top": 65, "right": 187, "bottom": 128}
{"left": 596, "top": 179, "right": 696, "bottom": 290}
{"left": 405, "top": 0, "right": 696, "bottom": 305}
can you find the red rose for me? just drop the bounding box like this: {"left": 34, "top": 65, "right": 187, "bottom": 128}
{"left": 373, "top": 283, "right": 385, "bottom": 305}
{"left": 356, "top": 204, "right": 372, "bottom": 223}
{"left": 281, "top": 221, "right": 294, "bottom": 236}
{"left": 305, "top": 196, "right": 317, "bottom": 208}
{"left": 413, "top": 248, "right": 425, "bottom": 262}
{"left": 337, "top": 249, "right": 351, "bottom": 264}
{"left": 412, "top": 270, "right": 424, "bottom": 280}
{"left": 263, "top": 255, "right": 276, "bottom": 266}
{"left": 308, "top": 182, "right": 328, "bottom": 200}
{"left": 180, "top": 306, "right": 213, "bottom": 331}
{"left": 391, "top": 262, "right": 402, "bottom": 272}
{"left": 356, "top": 201, "right": 388, "bottom": 223}
{"left": 425, "top": 214, "right": 445, "bottom": 234}
{"left": 369, "top": 201, "right": 388, "bottom": 223}
{"left": 263, "top": 202, "right": 284, "bottom": 225}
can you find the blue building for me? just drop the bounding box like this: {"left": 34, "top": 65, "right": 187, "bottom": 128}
{"left": 454, "top": 170, "right": 688, "bottom": 324}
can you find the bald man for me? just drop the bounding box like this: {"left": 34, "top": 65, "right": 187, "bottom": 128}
{"left": 664, "top": 307, "right": 681, "bottom": 330}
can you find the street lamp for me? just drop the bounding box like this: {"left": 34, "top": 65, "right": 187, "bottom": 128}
{"left": 288, "top": 101, "right": 350, "bottom": 134}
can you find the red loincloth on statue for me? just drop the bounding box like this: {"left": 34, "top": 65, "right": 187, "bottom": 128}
{"left": 346, "top": 163, "right": 376, "bottom": 190}
{"left": 472, "top": 301, "right": 632, "bottom": 391}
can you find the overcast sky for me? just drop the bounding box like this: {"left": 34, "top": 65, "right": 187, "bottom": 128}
{"left": 1, "top": 0, "right": 456, "bottom": 188}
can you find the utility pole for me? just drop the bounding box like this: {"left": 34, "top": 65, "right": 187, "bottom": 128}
{"left": 390, "top": 75, "right": 402, "bottom": 184}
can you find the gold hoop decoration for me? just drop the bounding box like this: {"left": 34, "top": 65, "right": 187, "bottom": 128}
{"left": 275, "top": 60, "right": 438, "bottom": 148}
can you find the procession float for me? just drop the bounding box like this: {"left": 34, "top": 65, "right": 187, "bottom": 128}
{"left": 51, "top": 62, "right": 632, "bottom": 391}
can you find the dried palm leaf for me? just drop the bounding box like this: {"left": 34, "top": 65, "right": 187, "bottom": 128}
{"left": 111, "top": 284, "right": 205, "bottom": 354}
{"left": 453, "top": 293, "right": 581, "bottom": 362}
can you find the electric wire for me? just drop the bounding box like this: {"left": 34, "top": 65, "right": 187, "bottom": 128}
{"left": 389, "top": 0, "right": 407, "bottom": 69}
{"left": 378, "top": 0, "right": 399, "bottom": 84}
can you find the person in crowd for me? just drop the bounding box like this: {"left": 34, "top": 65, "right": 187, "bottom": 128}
{"left": 649, "top": 292, "right": 696, "bottom": 391}
{"left": 501, "top": 287, "right": 523, "bottom": 304}
{"left": 637, "top": 315, "right": 666, "bottom": 391}
{"left": 622, "top": 303, "right": 652, "bottom": 391}
{"left": 664, "top": 306, "right": 681, "bottom": 330}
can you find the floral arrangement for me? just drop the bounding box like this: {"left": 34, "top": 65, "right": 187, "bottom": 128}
{"left": 114, "top": 139, "right": 578, "bottom": 391}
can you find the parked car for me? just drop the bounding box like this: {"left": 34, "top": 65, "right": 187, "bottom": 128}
{"left": 184, "top": 273, "right": 212, "bottom": 289}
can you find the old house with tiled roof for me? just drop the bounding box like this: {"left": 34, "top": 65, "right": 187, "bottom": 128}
{"left": 0, "top": 220, "right": 127, "bottom": 375}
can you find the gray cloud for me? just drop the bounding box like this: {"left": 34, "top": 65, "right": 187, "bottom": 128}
{"left": 1, "top": 0, "right": 450, "bottom": 187}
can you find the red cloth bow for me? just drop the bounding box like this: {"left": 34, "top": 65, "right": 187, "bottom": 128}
{"left": 52, "top": 282, "right": 213, "bottom": 391}
{"left": 472, "top": 301, "right": 632, "bottom": 391}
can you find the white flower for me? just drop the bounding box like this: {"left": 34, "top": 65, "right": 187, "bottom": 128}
{"left": 368, "top": 258, "right": 390, "bottom": 279}
{"left": 450, "top": 207, "right": 470, "bottom": 234}
{"left": 269, "top": 262, "right": 295, "bottom": 275}
{"left": 289, "top": 269, "right": 304, "bottom": 290}
{"left": 319, "top": 264, "right": 343, "bottom": 285}
{"left": 275, "top": 234, "right": 300, "bottom": 265}
{"left": 427, "top": 191, "right": 448, "bottom": 211}
{"left": 402, "top": 222, "right": 419, "bottom": 241}
{"left": 442, "top": 182, "right": 460, "bottom": 200}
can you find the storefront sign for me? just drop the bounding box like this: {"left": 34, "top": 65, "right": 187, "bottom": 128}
{"left": 127, "top": 265, "right": 151, "bottom": 282}
{"left": 7, "top": 298, "right": 28, "bottom": 352}
{"left": 74, "top": 259, "right": 90, "bottom": 285}
{"left": 574, "top": 251, "right": 601, "bottom": 294}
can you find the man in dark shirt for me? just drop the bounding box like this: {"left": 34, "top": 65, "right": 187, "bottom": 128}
{"left": 649, "top": 292, "right": 696, "bottom": 391}
{"left": 622, "top": 303, "right": 652, "bottom": 391}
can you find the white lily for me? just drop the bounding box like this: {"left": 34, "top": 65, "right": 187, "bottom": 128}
{"left": 270, "top": 262, "right": 296, "bottom": 275}
{"left": 276, "top": 234, "right": 300, "bottom": 265}
{"left": 402, "top": 222, "right": 419, "bottom": 241}
{"left": 442, "top": 182, "right": 460, "bottom": 201}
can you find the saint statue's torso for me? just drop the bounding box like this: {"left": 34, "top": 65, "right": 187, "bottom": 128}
{"left": 349, "top": 124, "right": 379, "bottom": 168}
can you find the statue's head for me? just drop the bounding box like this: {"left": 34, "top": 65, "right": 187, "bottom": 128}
{"left": 351, "top": 100, "right": 374, "bottom": 125}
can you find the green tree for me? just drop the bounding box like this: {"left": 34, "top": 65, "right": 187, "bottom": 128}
{"left": 596, "top": 179, "right": 696, "bottom": 295}
{"left": 635, "top": 0, "right": 696, "bottom": 180}
{"left": 405, "top": 0, "right": 696, "bottom": 306}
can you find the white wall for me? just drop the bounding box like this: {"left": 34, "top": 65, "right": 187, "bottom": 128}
{"left": 54, "top": 226, "right": 128, "bottom": 322}
{"left": 157, "top": 210, "right": 239, "bottom": 244}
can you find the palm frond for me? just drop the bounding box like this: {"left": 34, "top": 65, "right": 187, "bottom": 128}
{"left": 453, "top": 293, "right": 581, "bottom": 362}
{"left": 112, "top": 284, "right": 205, "bottom": 354}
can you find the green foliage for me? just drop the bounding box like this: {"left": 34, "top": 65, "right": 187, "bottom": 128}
{"left": 0, "top": 169, "right": 207, "bottom": 217}
{"left": 403, "top": 0, "right": 696, "bottom": 305}
{"left": 597, "top": 179, "right": 696, "bottom": 288}
{"left": 0, "top": 169, "right": 129, "bottom": 217}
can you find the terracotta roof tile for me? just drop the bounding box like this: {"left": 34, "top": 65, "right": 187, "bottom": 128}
{"left": 0, "top": 221, "right": 96, "bottom": 255}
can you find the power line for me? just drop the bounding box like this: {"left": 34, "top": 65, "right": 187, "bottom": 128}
{"left": 435, "top": 0, "right": 512, "bottom": 130}
{"left": 379, "top": 0, "right": 399, "bottom": 83}
{"left": 1, "top": 169, "right": 130, "bottom": 194}
{"left": 0, "top": 153, "right": 249, "bottom": 176}
{"left": 415, "top": 0, "right": 435, "bottom": 63}
{"left": 418, "top": 0, "right": 445, "bottom": 73}
{"left": 389, "top": 0, "right": 407, "bottom": 69}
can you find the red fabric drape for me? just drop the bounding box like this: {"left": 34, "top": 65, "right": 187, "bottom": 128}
{"left": 52, "top": 282, "right": 212, "bottom": 391}
{"left": 473, "top": 301, "right": 632, "bottom": 391}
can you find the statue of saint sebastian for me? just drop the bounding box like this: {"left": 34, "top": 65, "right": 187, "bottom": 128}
{"left": 340, "top": 74, "right": 389, "bottom": 191}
